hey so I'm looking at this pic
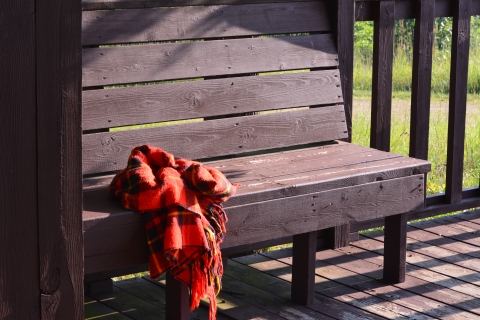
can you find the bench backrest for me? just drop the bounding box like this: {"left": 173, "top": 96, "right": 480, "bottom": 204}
{"left": 82, "top": 0, "right": 347, "bottom": 177}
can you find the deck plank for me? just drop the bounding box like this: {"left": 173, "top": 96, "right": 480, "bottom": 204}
{"left": 84, "top": 211, "right": 480, "bottom": 319}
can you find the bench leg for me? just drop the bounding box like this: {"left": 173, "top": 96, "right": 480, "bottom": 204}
{"left": 327, "top": 224, "right": 351, "bottom": 249}
{"left": 166, "top": 272, "right": 190, "bottom": 320}
{"left": 383, "top": 212, "right": 407, "bottom": 283}
{"left": 291, "top": 231, "right": 317, "bottom": 305}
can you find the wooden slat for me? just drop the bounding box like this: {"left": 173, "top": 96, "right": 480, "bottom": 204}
{"left": 82, "top": 70, "right": 343, "bottom": 131}
{"left": 446, "top": 0, "right": 471, "bottom": 204}
{"left": 249, "top": 250, "right": 423, "bottom": 319}
{"left": 82, "top": 2, "right": 331, "bottom": 45}
{"left": 409, "top": 0, "right": 435, "bottom": 160}
{"left": 335, "top": 0, "right": 355, "bottom": 142}
{"left": 84, "top": 175, "right": 425, "bottom": 273}
{"left": 82, "top": 106, "right": 348, "bottom": 175}
{"left": 82, "top": 0, "right": 310, "bottom": 10}
{"left": 82, "top": 146, "right": 431, "bottom": 209}
{"left": 323, "top": 242, "right": 479, "bottom": 319}
{"left": 36, "top": 0, "right": 83, "bottom": 319}
{"left": 0, "top": 1, "right": 40, "bottom": 319}
{"left": 224, "top": 174, "right": 424, "bottom": 248}
{"left": 82, "top": 34, "right": 338, "bottom": 87}
{"left": 370, "top": 0, "right": 395, "bottom": 152}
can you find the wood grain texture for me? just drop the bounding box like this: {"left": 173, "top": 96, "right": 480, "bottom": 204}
{"left": 446, "top": 0, "right": 471, "bottom": 204}
{"left": 0, "top": 1, "right": 39, "bottom": 319}
{"left": 36, "top": 0, "right": 83, "bottom": 318}
{"left": 410, "top": 0, "right": 435, "bottom": 160}
{"left": 223, "top": 174, "right": 425, "bottom": 248}
{"left": 82, "top": 0, "right": 311, "bottom": 10}
{"left": 82, "top": 34, "right": 338, "bottom": 87}
{"left": 82, "top": 143, "right": 431, "bottom": 211}
{"left": 82, "top": 2, "right": 331, "bottom": 45}
{"left": 370, "top": 0, "right": 395, "bottom": 152}
{"left": 82, "top": 70, "right": 343, "bottom": 130}
{"left": 335, "top": 0, "right": 355, "bottom": 142}
{"left": 83, "top": 173, "right": 426, "bottom": 274}
{"left": 82, "top": 106, "right": 348, "bottom": 174}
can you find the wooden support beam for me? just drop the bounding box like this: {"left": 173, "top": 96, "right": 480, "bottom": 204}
{"left": 371, "top": 0, "right": 395, "bottom": 152}
{"left": 291, "top": 231, "right": 317, "bottom": 306}
{"left": 383, "top": 213, "right": 407, "bottom": 283}
{"left": 446, "top": 0, "right": 471, "bottom": 204}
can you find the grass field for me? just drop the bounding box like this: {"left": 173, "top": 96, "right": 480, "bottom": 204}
{"left": 351, "top": 92, "right": 480, "bottom": 195}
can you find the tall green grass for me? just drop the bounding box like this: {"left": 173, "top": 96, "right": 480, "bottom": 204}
{"left": 352, "top": 33, "right": 480, "bottom": 194}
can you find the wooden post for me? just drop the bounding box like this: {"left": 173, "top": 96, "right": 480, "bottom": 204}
{"left": 0, "top": 1, "right": 40, "bottom": 318}
{"left": 371, "top": 0, "right": 395, "bottom": 152}
{"left": 410, "top": 0, "right": 435, "bottom": 161}
{"left": 446, "top": 0, "right": 471, "bottom": 204}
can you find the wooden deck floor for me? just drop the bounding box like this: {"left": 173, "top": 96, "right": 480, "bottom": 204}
{"left": 85, "top": 210, "right": 480, "bottom": 319}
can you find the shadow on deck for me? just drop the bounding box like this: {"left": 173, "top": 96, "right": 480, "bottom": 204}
{"left": 85, "top": 210, "right": 480, "bottom": 320}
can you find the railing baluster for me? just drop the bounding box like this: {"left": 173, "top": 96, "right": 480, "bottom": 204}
{"left": 336, "top": 0, "right": 355, "bottom": 143}
{"left": 371, "top": 0, "right": 395, "bottom": 152}
{"left": 446, "top": 0, "right": 471, "bottom": 204}
{"left": 410, "top": 0, "right": 435, "bottom": 160}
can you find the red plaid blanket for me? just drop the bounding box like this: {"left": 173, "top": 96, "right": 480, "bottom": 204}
{"left": 109, "top": 145, "right": 237, "bottom": 319}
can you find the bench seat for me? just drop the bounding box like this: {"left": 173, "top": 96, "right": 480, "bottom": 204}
{"left": 83, "top": 141, "right": 430, "bottom": 275}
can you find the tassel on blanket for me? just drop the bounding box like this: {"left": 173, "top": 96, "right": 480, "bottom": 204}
{"left": 109, "top": 145, "right": 238, "bottom": 320}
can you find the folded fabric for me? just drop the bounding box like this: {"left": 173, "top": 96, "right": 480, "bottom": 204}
{"left": 109, "top": 145, "right": 238, "bottom": 320}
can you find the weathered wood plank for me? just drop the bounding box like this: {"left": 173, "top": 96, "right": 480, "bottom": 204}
{"left": 84, "top": 296, "right": 130, "bottom": 320}
{"left": 36, "top": 0, "right": 84, "bottom": 318}
{"left": 82, "top": 34, "right": 338, "bottom": 87}
{"left": 165, "top": 273, "right": 189, "bottom": 320}
{"left": 83, "top": 147, "right": 430, "bottom": 209}
{"left": 84, "top": 174, "right": 425, "bottom": 274}
{"left": 82, "top": 106, "right": 348, "bottom": 174}
{"left": 406, "top": 223, "right": 480, "bottom": 260}
{"left": 410, "top": 0, "right": 435, "bottom": 160}
{"left": 242, "top": 251, "right": 424, "bottom": 319}
{"left": 325, "top": 243, "right": 480, "bottom": 319}
{"left": 354, "top": 235, "right": 480, "bottom": 299}
{"left": 231, "top": 255, "right": 388, "bottom": 320}
{"left": 82, "top": 0, "right": 311, "bottom": 11}
{"left": 370, "top": 0, "right": 395, "bottom": 152}
{"left": 82, "top": 70, "right": 343, "bottom": 130}
{"left": 446, "top": 0, "right": 471, "bottom": 204}
{"left": 0, "top": 1, "right": 39, "bottom": 319}
{"left": 82, "top": 2, "right": 331, "bottom": 45}
{"left": 223, "top": 175, "right": 424, "bottom": 248}
{"left": 88, "top": 286, "right": 166, "bottom": 319}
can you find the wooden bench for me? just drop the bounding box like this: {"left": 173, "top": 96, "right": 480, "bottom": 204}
{"left": 81, "top": 1, "right": 431, "bottom": 318}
